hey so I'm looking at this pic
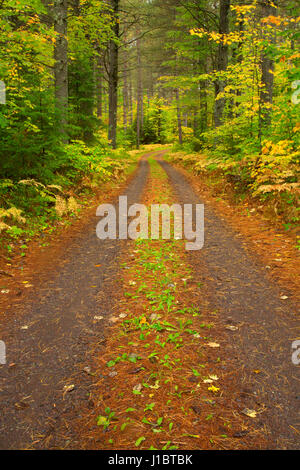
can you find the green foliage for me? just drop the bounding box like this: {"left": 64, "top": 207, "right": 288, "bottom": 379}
{"left": 163, "top": 2, "right": 299, "bottom": 226}
{"left": 0, "top": 139, "right": 136, "bottom": 249}
{"left": 127, "top": 96, "right": 176, "bottom": 146}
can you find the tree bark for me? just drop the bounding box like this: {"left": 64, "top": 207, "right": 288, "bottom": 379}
{"left": 122, "top": 39, "right": 129, "bottom": 132}
{"left": 129, "top": 69, "right": 133, "bottom": 125}
{"left": 123, "top": 65, "right": 128, "bottom": 132}
{"left": 53, "top": 0, "right": 68, "bottom": 140}
{"left": 214, "top": 0, "right": 230, "bottom": 128}
{"left": 175, "top": 89, "right": 183, "bottom": 145}
{"left": 136, "top": 31, "right": 143, "bottom": 149}
{"left": 259, "top": 0, "right": 277, "bottom": 127}
{"left": 96, "top": 56, "right": 103, "bottom": 119}
{"left": 108, "top": 0, "right": 119, "bottom": 149}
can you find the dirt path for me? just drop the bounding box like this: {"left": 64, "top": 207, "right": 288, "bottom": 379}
{"left": 158, "top": 157, "right": 300, "bottom": 449}
{"left": 0, "top": 152, "right": 165, "bottom": 449}
{"left": 0, "top": 150, "right": 299, "bottom": 450}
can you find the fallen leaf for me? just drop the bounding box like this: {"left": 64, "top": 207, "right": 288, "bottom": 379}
{"left": 133, "top": 383, "right": 142, "bottom": 392}
{"left": 207, "top": 342, "right": 220, "bottom": 348}
{"left": 109, "top": 316, "right": 119, "bottom": 323}
{"left": 109, "top": 371, "right": 118, "bottom": 378}
{"left": 242, "top": 408, "right": 257, "bottom": 418}
{"left": 208, "top": 385, "right": 220, "bottom": 393}
{"left": 63, "top": 384, "right": 75, "bottom": 393}
{"left": 209, "top": 375, "right": 219, "bottom": 381}
{"left": 148, "top": 380, "right": 160, "bottom": 390}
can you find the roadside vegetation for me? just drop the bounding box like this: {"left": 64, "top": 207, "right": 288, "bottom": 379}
{"left": 0, "top": 139, "right": 140, "bottom": 257}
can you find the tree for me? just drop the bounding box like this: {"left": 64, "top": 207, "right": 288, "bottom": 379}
{"left": 214, "top": 0, "right": 230, "bottom": 128}
{"left": 108, "top": 0, "right": 120, "bottom": 149}
{"left": 53, "top": 0, "right": 68, "bottom": 140}
{"left": 259, "top": 0, "right": 278, "bottom": 130}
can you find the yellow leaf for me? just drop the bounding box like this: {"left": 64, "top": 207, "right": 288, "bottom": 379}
{"left": 208, "top": 385, "right": 220, "bottom": 393}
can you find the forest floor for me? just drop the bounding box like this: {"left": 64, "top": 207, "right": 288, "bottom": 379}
{"left": 0, "top": 148, "right": 299, "bottom": 450}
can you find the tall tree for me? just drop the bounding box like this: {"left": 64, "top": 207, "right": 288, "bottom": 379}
{"left": 53, "top": 0, "right": 68, "bottom": 140}
{"left": 214, "top": 0, "right": 230, "bottom": 128}
{"left": 136, "top": 30, "right": 143, "bottom": 148}
{"left": 259, "top": 0, "right": 277, "bottom": 128}
{"left": 108, "top": 0, "right": 120, "bottom": 149}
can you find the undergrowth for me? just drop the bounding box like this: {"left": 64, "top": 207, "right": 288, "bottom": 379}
{"left": 167, "top": 146, "right": 300, "bottom": 244}
{"left": 0, "top": 140, "right": 141, "bottom": 255}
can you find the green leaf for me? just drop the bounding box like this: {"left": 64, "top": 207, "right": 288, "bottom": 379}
{"left": 97, "top": 416, "right": 109, "bottom": 427}
{"left": 144, "top": 403, "right": 155, "bottom": 411}
{"left": 135, "top": 436, "right": 146, "bottom": 447}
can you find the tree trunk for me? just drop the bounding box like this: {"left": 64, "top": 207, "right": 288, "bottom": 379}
{"left": 123, "top": 66, "right": 128, "bottom": 132}
{"left": 96, "top": 56, "right": 103, "bottom": 119}
{"left": 122, "top": 38, "right": 129, "bottom": 133}
{"left": 259, "top": 0, "right": 277, "bottom": 127}
{"left": 108, "top": 0, "right": 119, "bottom": 149}
{"left": 136, "top": 32, "right": 143, "bottom": 149}
{"left": 200, "top": 78, "right": 208, "bottom": 133}
{"left": 129, "top": 69, "right": 133, "bottom": 125}
{"left": 214, "top": 0, "right": 230, "bottom": 128}
{"left": 175, "top": 89, "right": 183, "bottom": 145}
{"left": 53, "top": 0, "right": 68, "bottom": 141}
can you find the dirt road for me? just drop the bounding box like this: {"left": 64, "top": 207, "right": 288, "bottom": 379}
{"left": 0, "top": 150, "right": 299, "bottom": 449}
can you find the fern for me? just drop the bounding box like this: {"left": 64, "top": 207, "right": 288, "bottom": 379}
{"left": 0, "top": 206, "right": 26, "bottom": 234}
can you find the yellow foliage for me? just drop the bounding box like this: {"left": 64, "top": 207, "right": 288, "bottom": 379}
{"left": 67, "top": 196, "right": 79, "bottom": 214}
{"left": 0, "top": 206, "right": 26, "bottom": 232}
{"left": 55, "top": 196, "right": 67, "bottom": 217}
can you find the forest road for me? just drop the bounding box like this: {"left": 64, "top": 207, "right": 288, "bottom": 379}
{"left": 157, "top": 155, "right": 299, "bottom": 450}
{"left": 0, "top": 150, "right": 299, "bottom": 450}
{"left": 0, "top": 150, "right": 166, "bottom": 450}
